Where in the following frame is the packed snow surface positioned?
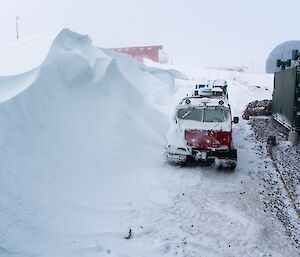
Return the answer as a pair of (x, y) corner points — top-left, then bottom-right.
(0, 31), (58, 76)
(0, 29), (298, 257)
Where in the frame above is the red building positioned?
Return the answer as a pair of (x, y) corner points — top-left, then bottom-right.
(108, 45), (167, 64)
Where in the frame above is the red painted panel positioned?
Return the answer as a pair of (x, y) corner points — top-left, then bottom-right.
(108, 45), (162, 63)
(185, 130), (232, 149)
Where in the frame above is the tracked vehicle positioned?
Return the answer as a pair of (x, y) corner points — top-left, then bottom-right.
(167, 83), (238, 169)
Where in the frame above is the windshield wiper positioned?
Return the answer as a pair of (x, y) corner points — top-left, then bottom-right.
(182, 111), (192, 119)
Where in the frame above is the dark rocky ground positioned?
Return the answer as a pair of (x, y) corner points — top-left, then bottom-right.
(248, 117), (300, 248)
(243, 100), (272, 120)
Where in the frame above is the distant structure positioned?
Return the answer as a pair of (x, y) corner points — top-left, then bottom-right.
(16, 15), (20, 39)
(266, 40), (300, 73)
(107, 45), (168, 64)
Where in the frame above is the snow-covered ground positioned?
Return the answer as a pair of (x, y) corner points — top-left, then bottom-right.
(0, 29), (298, 257)
(0, 31), (58, 76)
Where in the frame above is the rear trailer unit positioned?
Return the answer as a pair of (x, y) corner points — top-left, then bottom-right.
(273, 66), (300, 132)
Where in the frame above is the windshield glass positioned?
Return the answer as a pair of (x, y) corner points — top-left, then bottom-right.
(177, 108), (203, 122)
(177, 108), (227, 122)
(203, 109), (225, 122)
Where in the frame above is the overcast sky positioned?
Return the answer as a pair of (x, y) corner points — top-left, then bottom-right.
(1, 0), (299, 72)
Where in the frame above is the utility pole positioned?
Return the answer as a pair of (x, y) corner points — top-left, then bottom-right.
(16, 15), (20, 39)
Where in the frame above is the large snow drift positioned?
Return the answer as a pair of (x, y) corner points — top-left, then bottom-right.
(0, 29), (186, 256)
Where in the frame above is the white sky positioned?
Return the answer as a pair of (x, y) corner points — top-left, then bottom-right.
(1, 0), (299, 72)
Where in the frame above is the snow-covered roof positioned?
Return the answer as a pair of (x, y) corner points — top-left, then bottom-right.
(179, 96), (229, 108)
(212, 87), (223, 92)
(208, 79), (228, 87)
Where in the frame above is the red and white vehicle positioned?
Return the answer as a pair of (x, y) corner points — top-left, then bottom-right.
(166, 83), (238, 169)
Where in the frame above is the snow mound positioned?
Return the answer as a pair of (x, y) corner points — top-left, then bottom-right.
(266, 40), (300, 73)
(0, 28), (172, 256)
(103, 48), (188, 106)
(0, 69), (39, 102)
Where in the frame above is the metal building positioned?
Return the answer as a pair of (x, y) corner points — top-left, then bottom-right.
(107, 45), (167, 64)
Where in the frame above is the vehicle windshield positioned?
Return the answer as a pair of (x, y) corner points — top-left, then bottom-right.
(178, 108), (203, 122)
(203, 109), (225, 122)
(177, 108), (227, 122)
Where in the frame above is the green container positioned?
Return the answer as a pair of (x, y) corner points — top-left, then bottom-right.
(273, 66), (300, 131)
